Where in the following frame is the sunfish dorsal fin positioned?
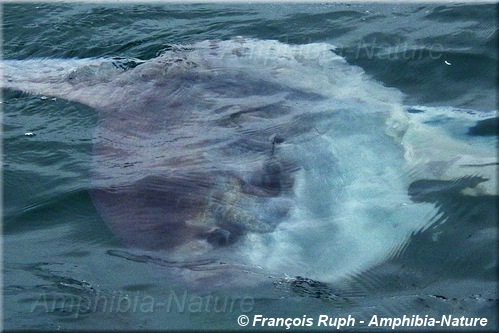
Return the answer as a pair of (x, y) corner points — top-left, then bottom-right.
(1, 57), (144, 110)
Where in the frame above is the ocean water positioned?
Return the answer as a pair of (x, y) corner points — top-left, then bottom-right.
(1, 3), (497, 331)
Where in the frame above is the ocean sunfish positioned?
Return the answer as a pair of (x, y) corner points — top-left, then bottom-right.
(2, 38), (495, 285)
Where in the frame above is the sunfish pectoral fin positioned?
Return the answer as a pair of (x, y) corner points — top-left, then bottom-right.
(1, 57), (142, 110)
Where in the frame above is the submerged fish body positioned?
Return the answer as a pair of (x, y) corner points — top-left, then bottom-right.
(2, 38), (496, 285)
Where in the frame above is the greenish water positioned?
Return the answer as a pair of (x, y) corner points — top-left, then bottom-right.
(2, 3), (497, 331)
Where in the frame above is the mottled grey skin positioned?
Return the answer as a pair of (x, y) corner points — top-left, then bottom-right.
(2, 39), (496, 295)
(1, 40), (309, 259)
(83, 61), (304, 254)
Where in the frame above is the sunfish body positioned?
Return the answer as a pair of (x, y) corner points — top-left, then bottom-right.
(2, 38), (495, 286)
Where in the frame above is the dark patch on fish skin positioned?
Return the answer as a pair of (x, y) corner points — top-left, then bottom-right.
(206, 228), (234, 247)
(217, 102), (292, 130)
(468, 117), (498, 136)
(90, 173), (215, 250)
(246, 160), (285, 197)
(270, 133), (284, 156)
(243, 137), (296, 198)
(407, 107), (425, 114)
(432, 294), (448, 300)
(270, 133), (285, 145)
(207, 165), (294, 235)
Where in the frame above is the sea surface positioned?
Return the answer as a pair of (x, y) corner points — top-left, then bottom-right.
(1, 3), (497, 331)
